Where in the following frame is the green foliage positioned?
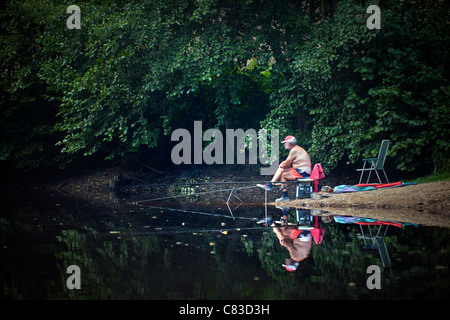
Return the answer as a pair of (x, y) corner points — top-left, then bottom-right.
(0, 0), (65, 168)
(0, 0), (448, 174)
(261, 0), (449, 173)
(407, 169), (450, 184)
(35, 0), (279, 161)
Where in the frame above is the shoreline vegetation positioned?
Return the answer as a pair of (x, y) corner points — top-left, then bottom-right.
(2, 0), (449, 186)
(8, 164), (447, 228)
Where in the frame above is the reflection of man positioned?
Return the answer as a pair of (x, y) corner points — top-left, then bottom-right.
(257, 136), (311, 202)
(273, 226), (312, 272)
(257, 207), (316, 272)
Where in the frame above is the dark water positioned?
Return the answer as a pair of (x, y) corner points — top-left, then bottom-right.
(1, 192), (449, 300)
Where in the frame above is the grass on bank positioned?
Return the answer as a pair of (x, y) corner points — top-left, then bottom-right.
(407, 170), (450, 184)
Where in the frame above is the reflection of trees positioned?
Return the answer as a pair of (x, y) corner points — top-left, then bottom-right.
(51, 206), (273, 299)
(249, 223), (380, 299)
(247, 218), (450, 299)
(1, 202), (449, 299)
(55, 228), (161, 299)
(383, 227), (450, 299)
(309, 224), (382, 299)
(0, 207), (66, 299)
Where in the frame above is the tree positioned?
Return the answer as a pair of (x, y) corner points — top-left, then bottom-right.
(1, 0), (448, 175)
(0, 0), (64, 169)
(36, 0), (282, 162)
(260, 0), (449, 174)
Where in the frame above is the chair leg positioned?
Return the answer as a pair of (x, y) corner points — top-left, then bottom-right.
(374, 168), (382, 184)
(359, 161), (367, 184)
(382, 169), (389, 184)
(306, 183), (312, 197)
(366, 162), (375, 184)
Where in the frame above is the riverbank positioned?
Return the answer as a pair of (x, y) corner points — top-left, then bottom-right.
(276, 180), (450, 227)
(287, 180), (450, 212)
(6, 164), (449, 227)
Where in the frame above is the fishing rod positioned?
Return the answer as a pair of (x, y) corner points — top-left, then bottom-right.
(120, 180), (302, 204)
(129, 179), (305, 224)
(132, 185), (257, 204)
(132, 185), (259, 223)
(113, 179), (301, 189)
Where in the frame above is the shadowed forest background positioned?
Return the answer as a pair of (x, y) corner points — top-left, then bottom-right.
(1, 0), (448, 182)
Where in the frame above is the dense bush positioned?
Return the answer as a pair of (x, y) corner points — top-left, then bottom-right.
(1, 0), (448, 174)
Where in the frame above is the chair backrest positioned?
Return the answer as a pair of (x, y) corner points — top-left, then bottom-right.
(375, 140), (389, 169)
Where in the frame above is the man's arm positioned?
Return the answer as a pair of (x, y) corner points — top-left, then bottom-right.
(280, 149), (296, 168)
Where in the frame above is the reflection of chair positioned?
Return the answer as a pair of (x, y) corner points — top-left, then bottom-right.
(295, 209), (313, 227)
(357, 140), (390, 184)
(357, 224), (391, 268)
(295, 210), (325, 244)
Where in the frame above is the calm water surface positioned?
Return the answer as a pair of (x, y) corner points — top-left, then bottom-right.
(1, 192), (449, 300)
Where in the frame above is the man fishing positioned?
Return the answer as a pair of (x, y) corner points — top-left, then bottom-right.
(257, 135), (311, 202)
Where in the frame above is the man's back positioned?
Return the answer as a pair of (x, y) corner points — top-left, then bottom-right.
(290, 146), (311, 172)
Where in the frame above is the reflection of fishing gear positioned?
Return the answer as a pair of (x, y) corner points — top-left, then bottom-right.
(137, 204), (259, 222)
(132, 226), (268, 235)
(257, 218), (313, 229)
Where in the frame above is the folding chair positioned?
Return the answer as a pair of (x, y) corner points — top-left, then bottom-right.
(357, 140), (390, 184)
(296, 178), (313, 199)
